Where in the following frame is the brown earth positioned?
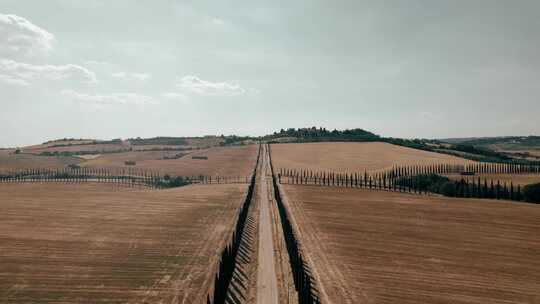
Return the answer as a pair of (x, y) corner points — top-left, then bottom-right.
(271, 142), (473, 173)
(445, 173), (540, 187)
(81, 145), (258, 177)
(0, 183), (247, 303)
(281, 184), (540, 304)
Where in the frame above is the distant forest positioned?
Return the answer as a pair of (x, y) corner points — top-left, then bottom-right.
(265, 127), (380, 142)
(128, 137), (188, 146)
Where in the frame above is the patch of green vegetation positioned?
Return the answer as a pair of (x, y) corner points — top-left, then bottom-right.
(395, 174), (455, 196)
(162, 153), (187, 160)
(523, 183), (540, 203)
(460, 136), (540, 146)
(38, 149), (130, 157)
(219, 135), (252, 146)
(155, 175), (190, 188)
(128, 137), (188, 146)
(44, 138), (122, 148)
(397, 174), (539, 204)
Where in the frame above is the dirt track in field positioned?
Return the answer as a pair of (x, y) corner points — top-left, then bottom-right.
(0, 183), (247, 303)
(256, 145), (279, 304)
(271, 142), (473, 173)
(281, 185), (540, 304)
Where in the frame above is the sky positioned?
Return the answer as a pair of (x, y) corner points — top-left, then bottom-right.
(1, 1), (539, 147)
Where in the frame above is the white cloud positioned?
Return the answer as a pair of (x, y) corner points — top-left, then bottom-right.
(211, 18), (225, 26)
(62, 89), (154, 108)
(0, 59), (97, 85)
(161, 92), (189, 101)
(176, 75), (256, 96)
(84, 60), (114, 67)
(112, 72), (151, 82)
(0, 73), (28, 86)
(0, 13), (55, 56)
(419, 111), (442, 122)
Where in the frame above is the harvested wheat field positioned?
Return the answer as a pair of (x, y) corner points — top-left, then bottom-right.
(281, 184), (540, 304)
(271, 142), (473, 173)
(445, 173), (540, 186)
(0, 150), (81, 172)
(82, 145), (258, 177)
(0, 183), (247, 303)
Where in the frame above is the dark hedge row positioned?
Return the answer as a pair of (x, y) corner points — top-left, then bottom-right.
(269, 145), (321, 304)
(208, 144), (261, 304)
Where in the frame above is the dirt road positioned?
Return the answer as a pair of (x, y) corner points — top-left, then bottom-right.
(256, 145), (279, 304)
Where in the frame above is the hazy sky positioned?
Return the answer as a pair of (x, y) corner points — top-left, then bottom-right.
(1, 1), (539, 147)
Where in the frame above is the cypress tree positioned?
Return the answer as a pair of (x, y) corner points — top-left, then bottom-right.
(364, 171), (368, 188)
(510, 182), (514, 200)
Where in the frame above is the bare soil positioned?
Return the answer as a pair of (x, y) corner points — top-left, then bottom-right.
(281, 184), (540, 304)
(0, 183), (247, 303)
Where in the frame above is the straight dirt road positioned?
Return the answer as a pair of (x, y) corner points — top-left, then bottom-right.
(256, 145), (279, 304)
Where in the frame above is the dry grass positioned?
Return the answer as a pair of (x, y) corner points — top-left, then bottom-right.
(271, 142), (473, 173)
(82, 145), (258, 177)
(281, 185), (540, 304)
(0, 183), (247, 303)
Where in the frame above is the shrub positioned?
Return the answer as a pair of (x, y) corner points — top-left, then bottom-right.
(155, 175), (189, 188)
(395, 174), (451, 193)
(522, 183), (540, 203)
(439, 181), (457, 197)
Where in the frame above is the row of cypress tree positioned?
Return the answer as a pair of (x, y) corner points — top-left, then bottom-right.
(279, 167), (540, 203)
(1, 168), (170, 189)
(270, 146), (320, 304)
(208, 144), (262, 304)
(0, 168), (257, 188)
(279, 162), (540, 189)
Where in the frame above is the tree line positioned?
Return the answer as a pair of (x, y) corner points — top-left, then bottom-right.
(279, 162), (540, 188)
(395, 174), (540, 203)
(0, 168), (255, 189)
(208, 144), (261, 304)
(269, 145), (321, 304)
(278, 166), (540, 203)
